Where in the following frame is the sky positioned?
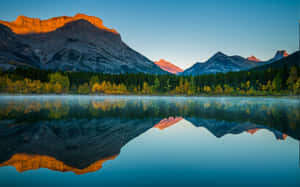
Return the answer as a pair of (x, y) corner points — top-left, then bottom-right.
(0, 0), (299, 69)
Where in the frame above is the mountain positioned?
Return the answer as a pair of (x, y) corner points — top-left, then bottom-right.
(154, 59), (183, 74)
(268, 50), (289, 63)
(181, 50), (289, 76)
(0, 14), (166, 74)
(181, 52), (263, 75)
(248, 50), (288, 63)
(0, 13), (118, 35)
(247, 56), (261, 62)
(251, 50), (299, 71)
(0, 24), (40, 69)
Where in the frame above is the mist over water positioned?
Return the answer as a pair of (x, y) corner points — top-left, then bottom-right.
(0, 95), (299, 186)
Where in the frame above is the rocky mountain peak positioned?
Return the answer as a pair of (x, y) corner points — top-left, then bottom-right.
(154, 59), (183, 74)
(267, 50), (289, 63)
(274, 50), (289, 58)
(0, 14), (166, 74)
(247, 56), (261, 62)
(0, 13), (118, 35)
(214, 51), (227, 57)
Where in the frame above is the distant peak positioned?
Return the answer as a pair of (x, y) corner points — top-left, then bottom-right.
(269, 50), (289, 62)
(213, 51), (227, 57)
(216, 51), (226, 56)
(74, 13), (88, 18)
(247, 56), (261, 62)
(154, 59), (183, 74)
(0, 13), (119, 35)
(275, 50), (288, 57)
(209, 52), (227, 61)
(15, 15), (26, 21)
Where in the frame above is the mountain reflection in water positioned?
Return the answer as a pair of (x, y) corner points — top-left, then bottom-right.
(0, 95), (299, 175)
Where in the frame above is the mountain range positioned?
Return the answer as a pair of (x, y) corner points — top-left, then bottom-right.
(0, 14), (296, 75)
(0, 14), (166, 74)
(180, 50), (289, 76)
(247, 56), (261, 62)
(251, 50), (300, 71)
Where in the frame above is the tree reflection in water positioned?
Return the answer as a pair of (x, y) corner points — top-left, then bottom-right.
(0, 96), (299, 174)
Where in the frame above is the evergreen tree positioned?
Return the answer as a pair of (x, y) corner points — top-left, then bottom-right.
(272, 73), (282, 91)
(153, 78), (160, 92)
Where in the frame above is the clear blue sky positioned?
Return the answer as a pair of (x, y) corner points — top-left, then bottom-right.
(0, 0), (299, 69)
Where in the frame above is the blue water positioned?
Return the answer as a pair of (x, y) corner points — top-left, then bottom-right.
(0, 95), (299, 186)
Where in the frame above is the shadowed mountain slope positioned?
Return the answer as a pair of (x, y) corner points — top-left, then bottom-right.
(0, 14), (166, 74)
(181, 50), (290, 76)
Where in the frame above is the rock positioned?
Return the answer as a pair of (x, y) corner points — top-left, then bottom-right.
(247, 56), (261, 62)
(154, 59), (183, 74)
(0, 14), (166, 74)
(0, 13), (118, 35)
(181, 50), (289, 76)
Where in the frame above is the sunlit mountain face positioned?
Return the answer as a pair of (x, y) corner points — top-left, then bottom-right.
(154, 59), (183, 74)
(0, 14), (166, 74)
(247, 56), (261, 62)
(0, 96), (299, 176)
(0, 13), (118, 35)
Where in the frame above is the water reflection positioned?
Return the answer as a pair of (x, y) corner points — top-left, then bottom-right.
(0, 96), (299, 175)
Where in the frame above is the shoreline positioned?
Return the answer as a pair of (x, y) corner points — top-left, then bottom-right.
(0, 94), (299, 99)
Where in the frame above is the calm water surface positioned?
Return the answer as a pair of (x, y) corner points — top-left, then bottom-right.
(0, 95), (299, 186)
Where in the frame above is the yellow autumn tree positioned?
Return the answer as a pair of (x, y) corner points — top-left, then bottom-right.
(203, 86), (211, 93)
(214, 84), (223, 94)
(92, 83), (102, 93)
(142, 82), (152, 94)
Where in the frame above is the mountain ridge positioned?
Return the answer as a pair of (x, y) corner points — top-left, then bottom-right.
(251, 50), (300, 71)
(154, 59), (183, 74)
(0, 15), (166, 74)
(247, 56), (261, 62)
(0, 13), (118, 35)
(181, 50), (289, 75)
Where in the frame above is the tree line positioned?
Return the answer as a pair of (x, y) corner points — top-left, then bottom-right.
(0, 66), (299, 95)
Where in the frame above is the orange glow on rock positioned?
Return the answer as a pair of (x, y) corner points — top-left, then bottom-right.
(0, 153), (117, 175)
(247, 128), (260, 135)
(280, 134), (288, 140)
(0, 13), (118, 35)
(154, 59), (183, 74)
(154, 117), (183, 130)
(247, 56), (261, 62)
(282, 134), (287, 140)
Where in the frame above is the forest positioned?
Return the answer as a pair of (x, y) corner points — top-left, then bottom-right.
(0, 65), (299, 96)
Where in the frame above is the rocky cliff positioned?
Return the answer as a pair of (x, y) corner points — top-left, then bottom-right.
(0, 13), (118, 35)
(154, 59), (183, 74)
(0, 14), (166, 74)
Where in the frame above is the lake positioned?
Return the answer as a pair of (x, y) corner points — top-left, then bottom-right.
(0, 95), (299, 186)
